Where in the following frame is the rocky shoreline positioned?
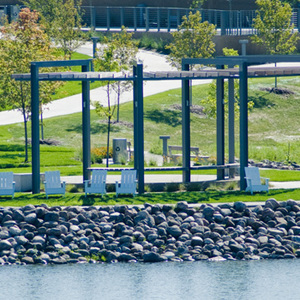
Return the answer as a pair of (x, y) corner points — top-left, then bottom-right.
(1, 199), (300, 265)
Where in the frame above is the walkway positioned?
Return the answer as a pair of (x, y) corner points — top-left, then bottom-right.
(61, 174), (300, 190)
(0, 44), (210, 125)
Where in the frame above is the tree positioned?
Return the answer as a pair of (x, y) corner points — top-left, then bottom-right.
(201, 48), (254, 118)
(190, 0), (207, 9)
(53, 0), (89, 59)
(165, 11), (216, 70)
(0, 8), (62, 161)
(109, 27), (138, 122)
(93, 44), (120, 167)
(23, 0), (88, 59)
(251, 0), (299, 55)
(22, 0), (60, 37)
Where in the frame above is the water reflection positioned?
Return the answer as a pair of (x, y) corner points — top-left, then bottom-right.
(0, 260), (300, 300)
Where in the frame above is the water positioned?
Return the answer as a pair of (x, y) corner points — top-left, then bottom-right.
(0, 259), (300, 300)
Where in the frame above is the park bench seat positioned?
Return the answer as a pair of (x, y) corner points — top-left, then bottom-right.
(84, 169), (107, 197)
(168, 145), (209, 163)
(44, 171), (66, 199)
(0, 172), (15, 198)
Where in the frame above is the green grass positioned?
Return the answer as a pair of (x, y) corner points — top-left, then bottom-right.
(51, 52), (105, 100)
(0, 188), (299, 207)
(0, 76), (299, 182)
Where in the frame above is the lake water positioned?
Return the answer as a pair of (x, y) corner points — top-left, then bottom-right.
(1, 259), (300, 300)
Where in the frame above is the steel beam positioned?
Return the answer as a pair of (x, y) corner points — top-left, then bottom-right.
(182, 63), (191, 183)
(82, 64), (91, 182)
(31, 63), (40, 194)
(228, 72), (235, 178)
(133, 62), (144, 193)
(239, 62), (249, 190)
(216, 66), (225, 180)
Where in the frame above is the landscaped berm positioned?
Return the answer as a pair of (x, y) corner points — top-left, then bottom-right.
(0, 199), (299, 265)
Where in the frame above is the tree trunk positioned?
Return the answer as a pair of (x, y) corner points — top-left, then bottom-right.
(20, 83), (28, 163)
(106, 115), (111, 168)
(40, 110), (44, 141)
(24, 116), (28, 163)
(117, 82), (120, 122)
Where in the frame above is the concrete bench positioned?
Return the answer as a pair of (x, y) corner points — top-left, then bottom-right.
(168, 146), (209, 163)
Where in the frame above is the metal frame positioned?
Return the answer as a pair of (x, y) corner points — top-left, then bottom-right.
(13, 55), (300, 194)
(30, 60), (91, 193)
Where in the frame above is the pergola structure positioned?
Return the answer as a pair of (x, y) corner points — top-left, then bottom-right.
(12, 55), (300, 194)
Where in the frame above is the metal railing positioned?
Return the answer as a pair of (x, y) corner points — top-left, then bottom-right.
(1, 5), (300, 35)
(80, 6), (300, 35)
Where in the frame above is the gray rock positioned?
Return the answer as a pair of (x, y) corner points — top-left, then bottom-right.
(257, 236), (268, 244)
(143, 251), (166, 262)
(12, 210), (25, 222)
(233, 202), (247, 212)
(167, 225), (182, 238)
(32, 236), (45, 245)
(9, 225), (21, 236)
(21, 256), (35, 264)
(134, 211), (155, 227)
(0, 230), (10, 239)
(119, 235), (133, 244)
(44, 212), (59, 222)
(265, 199), (280, 210)
(118, 253), (137, 262)
(15, 236), (28, 245)
(176, 201), (189, 211)
(203, 206), (215, 218)
(24, 213), (37, 224)
(0, 240), (12, 251)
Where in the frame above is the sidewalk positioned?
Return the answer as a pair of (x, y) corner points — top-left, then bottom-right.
(61, 173), (300, 190)
(0, 44), (210, 126)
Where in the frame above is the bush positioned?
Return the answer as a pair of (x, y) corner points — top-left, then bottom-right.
(91, 147), (113, 164)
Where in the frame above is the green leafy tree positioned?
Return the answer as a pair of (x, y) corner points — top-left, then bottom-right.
(22, 0), (60, 37)
(93, 44), (120, 167)
(53, 0), (88, 59)
(166, 11), (216, 70)
(109, 27), (138, 122)
(201, 48), (254, 118)
(252, 0), (299, 55)
(0, 8), (62, 161)
(23, 0), (88, 59)
(190, 0), (207, 9)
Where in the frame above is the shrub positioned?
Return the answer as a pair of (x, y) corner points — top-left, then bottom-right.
(91, 147), (113, 164)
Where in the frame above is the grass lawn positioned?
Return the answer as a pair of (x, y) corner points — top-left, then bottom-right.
(0, 188), (299, 207)
(0, 71), (299, 187)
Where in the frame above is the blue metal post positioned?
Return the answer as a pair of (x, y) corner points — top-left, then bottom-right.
(221, 11), (227, 35)
(133, 7), (137, 30)
(182, 62), (191, 183)
(106, 7), (110, 30)
(31, 63), (40, 194)
(157, 8), (160, 31)
(216, 66), (225, 180)
(82, 64), (91, 182)
(228, 67), (235, 178)
(120, 7), (124, 26)
(239, 62), (248, 190)
(145, 8), (149, 31)
(133, 62), (144, 193)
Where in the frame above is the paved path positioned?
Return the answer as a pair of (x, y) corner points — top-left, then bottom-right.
(0, 43), (210, 125)
(61, 174), (300, 191)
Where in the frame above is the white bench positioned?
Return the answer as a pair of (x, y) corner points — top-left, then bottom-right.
(0, 172), (15, 198)
(168, 146), (209, 163)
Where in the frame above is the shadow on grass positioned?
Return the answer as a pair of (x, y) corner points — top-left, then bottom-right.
(0, 144), (24, 152)
(66, 123), (121, 134)
(145, 109), (181, 127)
(249, 95), (275, 109)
